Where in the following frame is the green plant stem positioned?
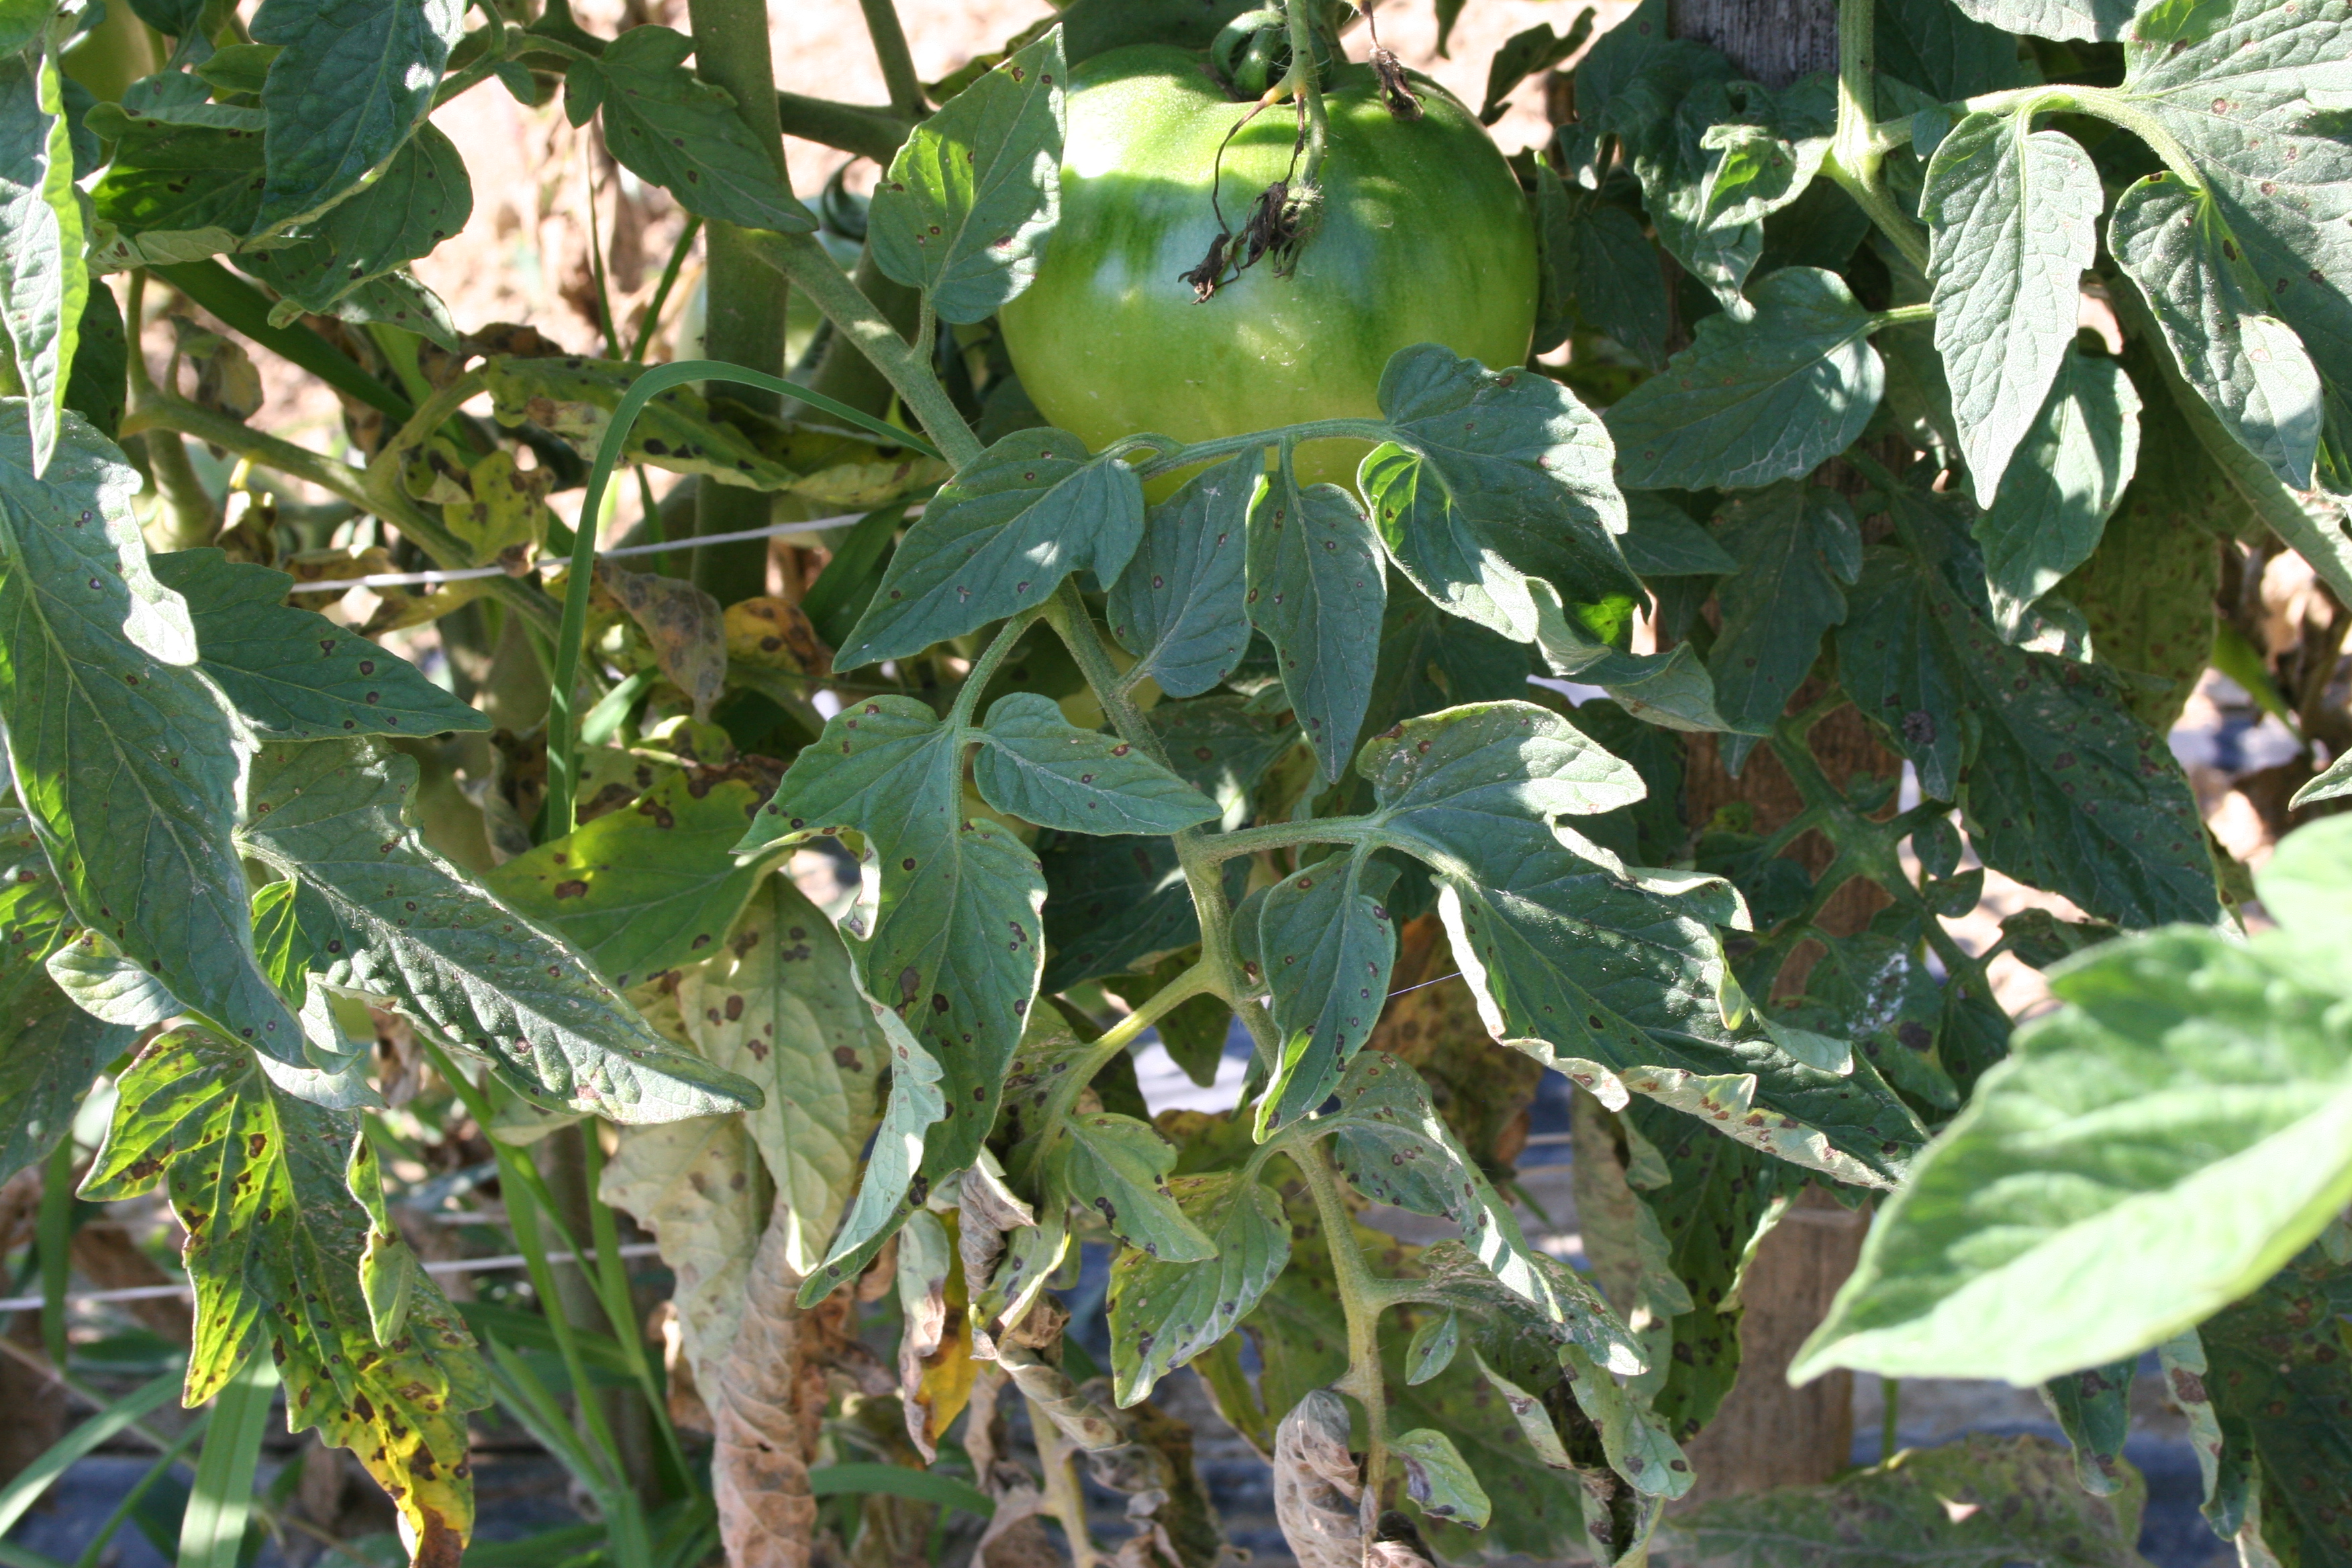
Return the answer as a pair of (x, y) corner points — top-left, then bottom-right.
(1016, 963), (1218, 1179)
(1826, 0), (1932, 276)
(1869, 303), (1937, 330)
(124, 393), (365, 507)
(148, 261), (412, 422)
(1281, 0), (1332, 185)
(1195, 817), (1365, 861)
(948, 609), (1043, 723)
(1292, 1139), (1392, 1508)
(744, 229), (983, 469)
(686, 0), (791, 605)
(37, 1138), (72, 1370)
(628, 215), (703, 364)
(774, 91), (912, 164)
(1026, 1394), (1104, 1568)
(1133, 418), (1386, 480)
(858, 0), (926, 119)
(1881, 1376), (1901, 1460)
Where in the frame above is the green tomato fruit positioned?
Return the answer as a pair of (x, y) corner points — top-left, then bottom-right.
(997, 44), (1538, 491)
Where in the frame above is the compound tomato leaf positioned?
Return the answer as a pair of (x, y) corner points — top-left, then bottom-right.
(1921, 111), (2102, 503)
(0, 50), (86, 475)
(2110, 175), (2322, 491)
(973, 691), (1219, 835)
(1062, 1110), (1215, 1261)
(1362, 344), (1636, 646)
(1706, 482), (1862, 748)
(869, 27), (1065, 324)
(564, 25), (816, 237)
(250, 0), (464, 232)
(1792, 926), (2352, 1387)
(81, 1026), (491, 1560)
(1247, 459), (1387, 782)
(835, 428), (1144, 670)
(1108, 450), (1255, 698)
(1393, 1428), (1491, 1530)
(149, 547), (489, 743)
(236, 738), (763, 1122)
(0, 407), (302, 1063)
(682, 876), (886, 1277)
(799, 999), (947, 1306)
(1605, 268), (1883, 492)
(1835, 489), (2218, 928)
(234, 124), (474, 315)
(1253, 852), (1400, 1134)
(1107, 1171), (1289, 1407)
(487, 767), (772, 987)
(1972, 346), (2143, 634)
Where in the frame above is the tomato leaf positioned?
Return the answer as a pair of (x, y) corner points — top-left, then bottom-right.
(834, 427), (1144, 670)
(1107, 1171), (1289, 1406)
(738, 695), (1044, 1177)
(1480, 11), (1597, 126)
(88, 116), (264, 268)
(800, 999), (947, 1305)
(1834, 489), (2219, 928)
(1248, 854), (1399, 1131)
(1875, 0), (2037, 99)
(1972, 347), (2143, 635)
(1393, 1428), (1490, 1530)
(973, 691), (1220, 835)
(1605, 268), (1884, 491)
(870, 27), (1065, 324)
(1922, 111), (2103, 503)
(565, 25), (816, 237)
(487, 767), (771, 987)
(1945, 0), (2136, 40)
(150, 547), (489, 742)
(1533, 169), (1669, 368)
(238, 738), (762, 1119)
(1362, 344), (1636, 646)
(235, 125), (473, 315)
(83, 1026), (491, 1561)
(1108, 450), (1254, 699)
(0, 407), (304, 1062)
(2198, 1242), (2352, 1566)
(600, 1108), (765, 1395)
(1704, 482), (1862, 752)
(250, 0), (462, 231)
(1792, 887), (2352, 1386)
(0, 50), (87, 475)
(1059, 1111), (1216, 1261)
(1247, 459), (1387, 783)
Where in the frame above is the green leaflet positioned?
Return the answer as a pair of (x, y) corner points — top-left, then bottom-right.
(0, 406), (303, 1061)
(487, 768), (771, 987)
(973, 692), (1219, 834)
(237, 738), (762, 1121)
(150, 547), (488, 742)
(2110, 179), (2322, 491)
(736, 695), (1045, 1175)
(81, 1026), (491, 1562)
(869, 28), (1065, 324)
(1648, 75), (1836, 308)
(1972, 347), (2143, 635)
(88, 117), (268, 268)
(799, 999), (946, 1306)
(678, 875), (886, 1275)
(1480, 13), (1596, 126)
(0, 812), (128, 1182)
(1875, 0), (2037, 99)
(1059, 1111), (1215, 1261)
(0, 49), (87, 474)
(1361, 701), (1649, 878)
(1620, 492), (1737, 578)
(1392, 1428), (1490, 1530)
(1947, 0), (2136, 40)
(1360, 344), (1636, 646)
(1706, 483), (1861, 748)
(2200, 1242), (2352, 1566)
(1530, 596), (1747, 736)
(1107, 451), (1255, 699)
(1248, 854), (1398, 1130)
(480, 355), (948, 506)
(249, 0), (463, 232)
(1532, 168), (1669, 369)
(1605, 268), (1884, 492)
(565, 26), (815, 236)
(1404, 1310), (1460, 1385)
(1659, 1433), (2146, 1567)
(1312, 1052), (1571, 1329)
(1357, 591), (1534, 770)
(234, 124), (473, 315)
(297, 264), (460, 352)
(834, 427), (1145, 669)
(63, 279), (127, 442)
(1921, 111), (2104, 503)
(1247, 456), (1386, 782)
(1107, 1171), (1289, 1406)
(1792, 829), (2352, 1385)
(1834, 489), (2220, 928)
(2040, 1357), (2138, 1496)
(2115, 0), (2352, 491)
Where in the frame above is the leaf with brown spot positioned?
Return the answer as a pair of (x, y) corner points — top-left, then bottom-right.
(595, 560), (727, 721)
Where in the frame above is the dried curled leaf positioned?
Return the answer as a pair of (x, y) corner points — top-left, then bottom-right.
(1274, 1389), (1364, 1568)
(713, 1197), (826, 1568)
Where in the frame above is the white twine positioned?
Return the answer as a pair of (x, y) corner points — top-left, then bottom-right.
(0, 1242), (660, 1314)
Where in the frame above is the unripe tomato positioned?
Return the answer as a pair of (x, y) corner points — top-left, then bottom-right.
(998, 44), (1538, 489)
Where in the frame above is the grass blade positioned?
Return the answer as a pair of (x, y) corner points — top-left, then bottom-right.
(0, 1368), (182, 1536)
(175, 1351), (275, 1568)
(807, 1463), (995, 1519)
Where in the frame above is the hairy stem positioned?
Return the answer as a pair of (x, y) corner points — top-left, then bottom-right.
(1028, 1393), (1104, 1568)
(948, 607), (1043, 724)
(1826, 0), (1932, 275)
(1195, 817), (1368, 861)
(858, 0), (926, 119)
(1869, 302), (1937, 330)
(744, 229), (984, 469)
(1282, 0), (1332, 186)
(775, 91), (912, 164)
(1293, 1140), (1392, 1509)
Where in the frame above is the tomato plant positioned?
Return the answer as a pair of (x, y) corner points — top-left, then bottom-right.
(1, 0), (2349, 1567)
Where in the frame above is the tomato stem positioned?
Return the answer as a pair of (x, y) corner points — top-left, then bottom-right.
(857, 0), (928, 121)
(1281, 0), (1331, 187)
